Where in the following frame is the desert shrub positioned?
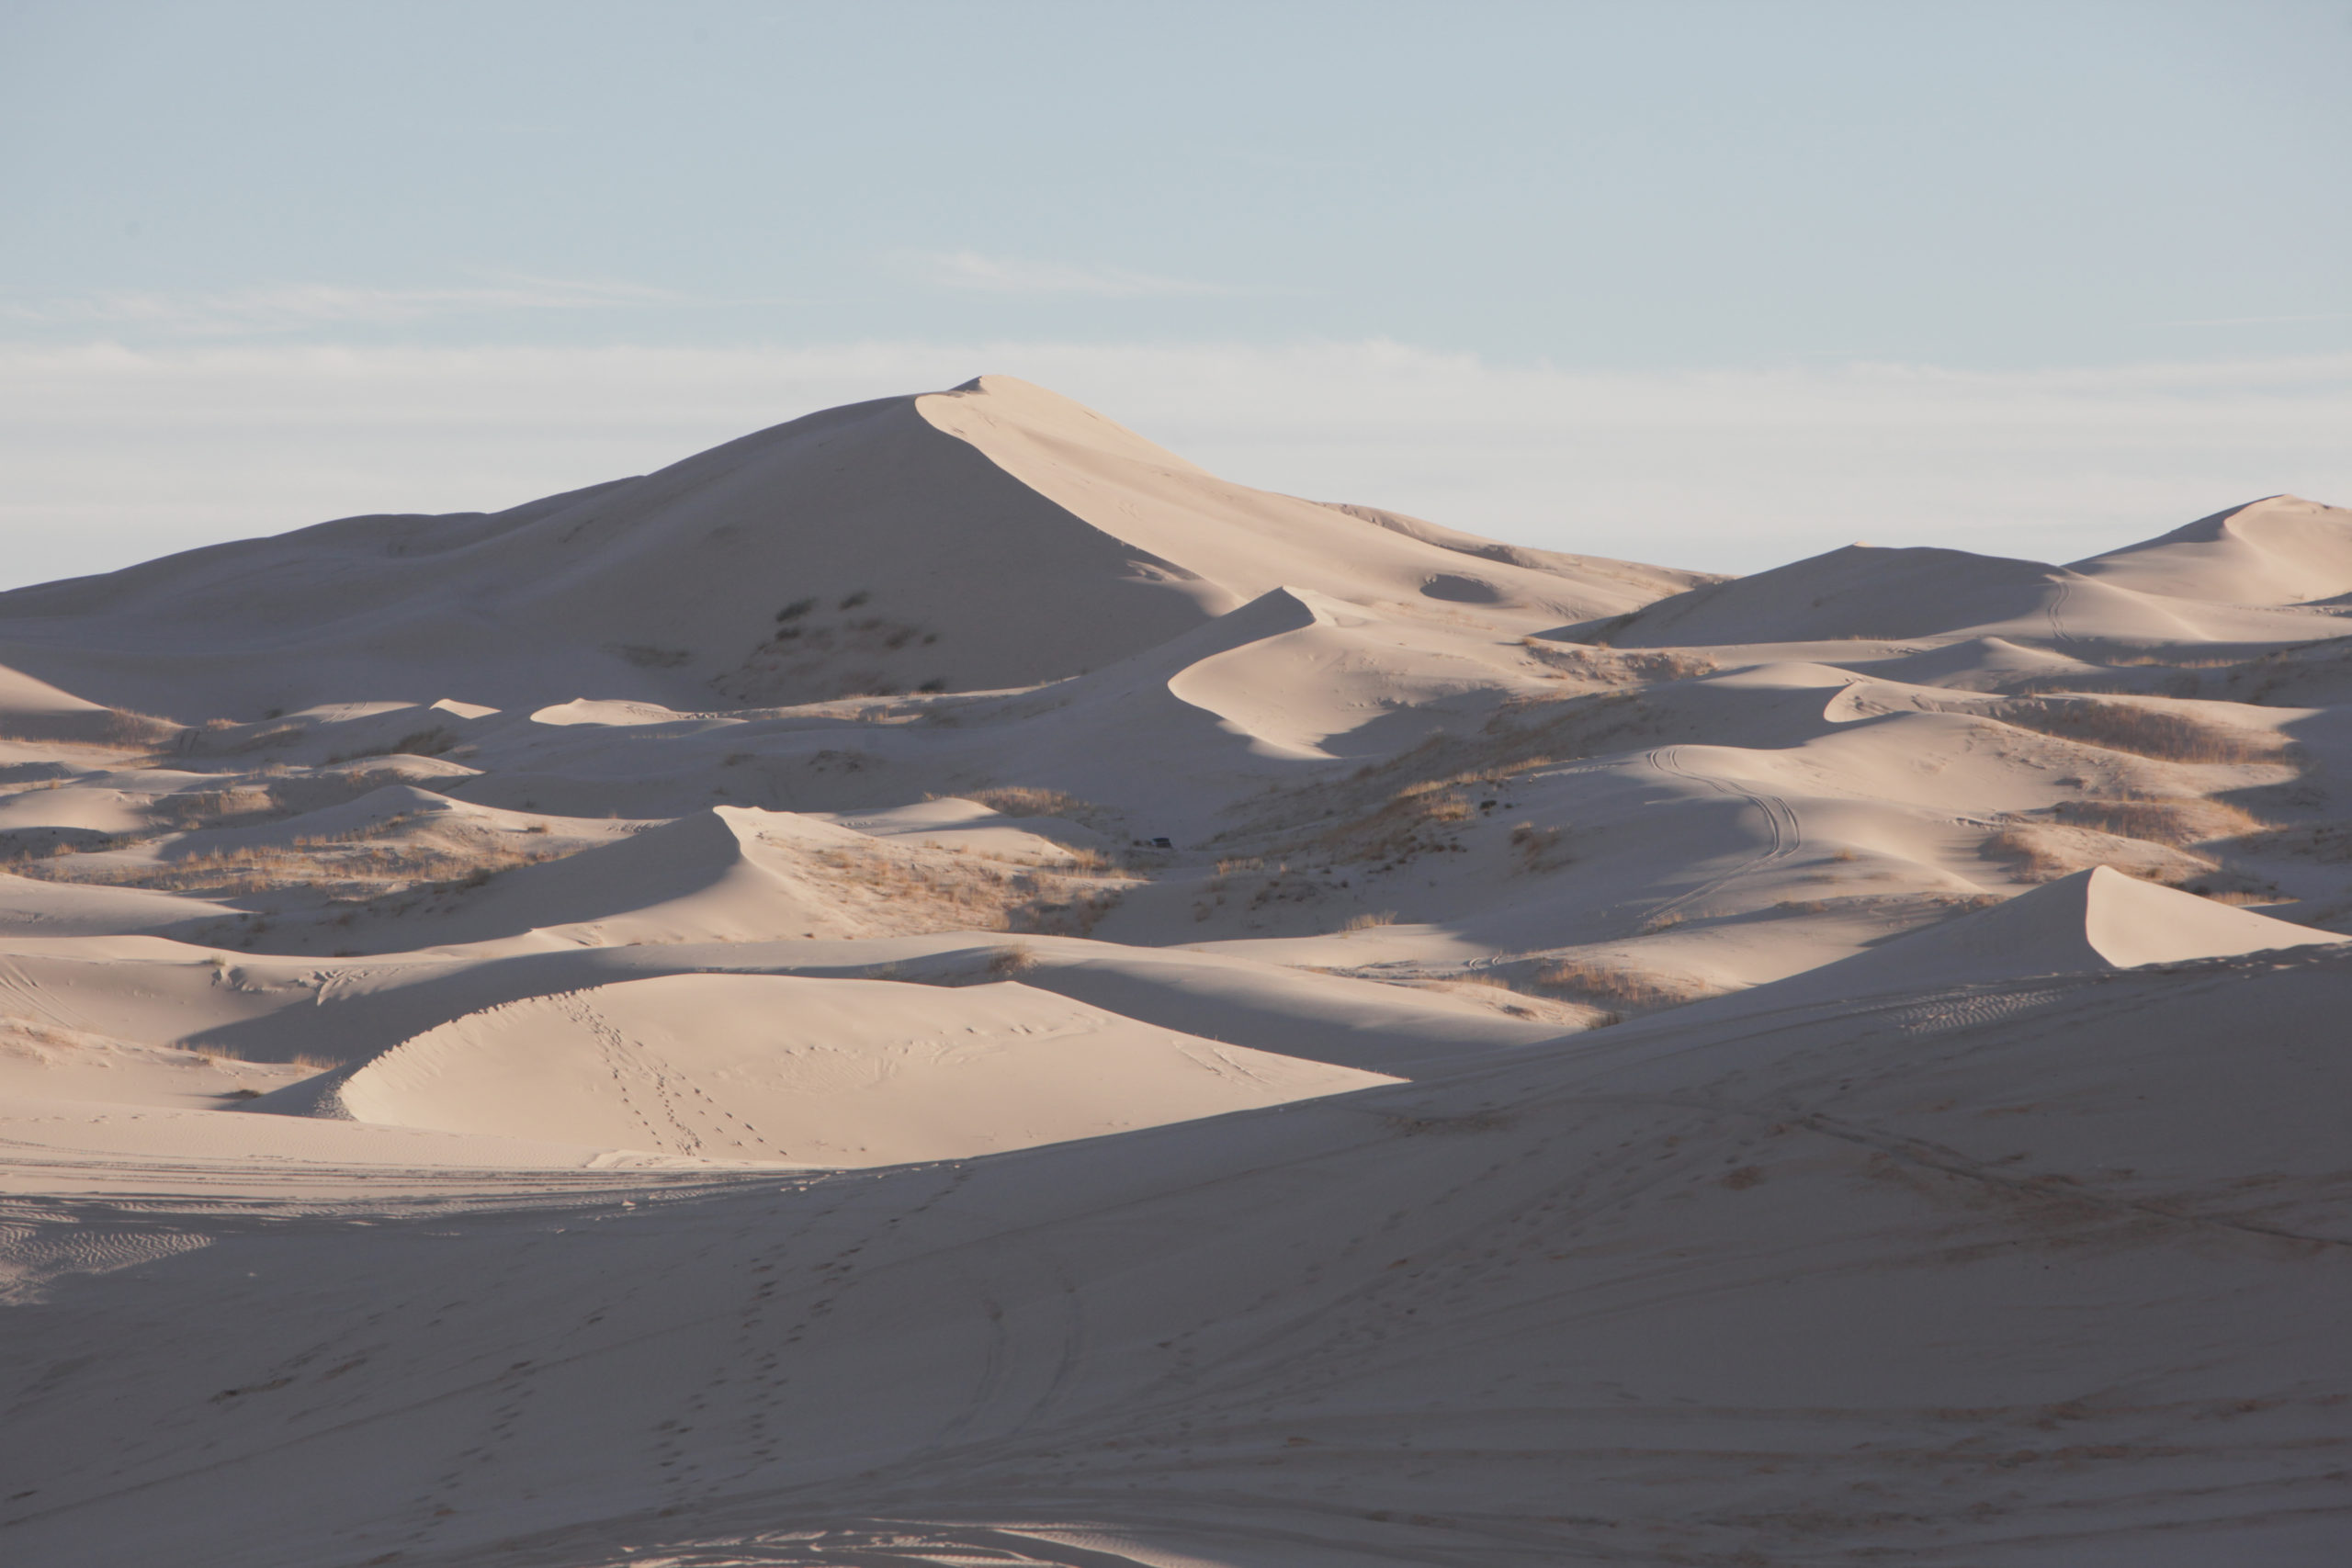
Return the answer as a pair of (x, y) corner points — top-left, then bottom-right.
(354, 728), (457, 760)
(1982, 826), (2073, 882)
(1509, 821), (1569, 872)
(1341, 909), (1398, 931)
(967, 786), (1096, 822)
(154, 787), (278, 828)
(1317, 782), (1475, 865)
(986, 942), (1038, 976)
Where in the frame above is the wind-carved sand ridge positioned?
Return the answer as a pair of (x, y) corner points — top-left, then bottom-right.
(1, 377), (2348, 1566)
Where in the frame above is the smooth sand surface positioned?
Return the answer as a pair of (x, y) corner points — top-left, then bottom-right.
(2, 378), (2347, 1566)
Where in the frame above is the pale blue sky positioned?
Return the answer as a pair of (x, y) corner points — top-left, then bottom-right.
(4, 1), (2349, 582)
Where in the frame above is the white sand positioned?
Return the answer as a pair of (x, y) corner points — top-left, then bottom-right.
(0, 378), (2346, 1566)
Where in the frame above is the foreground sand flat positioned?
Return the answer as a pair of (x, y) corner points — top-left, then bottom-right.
(1, 379), (2347, 1565)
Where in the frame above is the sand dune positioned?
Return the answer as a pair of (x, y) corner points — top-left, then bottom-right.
(3, 378), (2349, 1566)
(1588, 534), (2351, 649)
(8, 942), (2346, 1565)
(1762, 863), (2337, 1000)
(2071, 494), (2352, 604)
(257, 972), (1396, 1165)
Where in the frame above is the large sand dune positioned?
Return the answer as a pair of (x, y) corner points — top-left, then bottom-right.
(0, 377), (1705, 720)
(2, 378), (2347, 1566)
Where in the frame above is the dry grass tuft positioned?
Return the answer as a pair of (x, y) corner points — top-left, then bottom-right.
(1340, 909), (1398, 932)
(1509, 821), (1569, 872)
(967, 786), (1101, 824)
(15, 836), (563, 899)
(986, 942), (1039, 976)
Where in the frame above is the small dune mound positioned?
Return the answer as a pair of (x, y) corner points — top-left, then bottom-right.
(0, 661), (177, 748)
(2069, 495), (2352, 605)
(251, 972), (1396, 1165)
(1785, 866), (2336, 998)
(1591, 542), (2210, 649)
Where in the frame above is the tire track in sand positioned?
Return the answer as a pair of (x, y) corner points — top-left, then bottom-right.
(1642, 745), (1803, 926)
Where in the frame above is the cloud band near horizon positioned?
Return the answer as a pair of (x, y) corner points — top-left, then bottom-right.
(3, 339), (2346, 592)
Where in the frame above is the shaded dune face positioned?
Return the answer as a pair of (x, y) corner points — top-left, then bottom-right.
(1, 378), (2349, 1568)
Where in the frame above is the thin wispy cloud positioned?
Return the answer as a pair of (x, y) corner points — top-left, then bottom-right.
(2155, 311), (2352, 328)
(0, 275), (692, 336)
(5, 340), (2346, 592)
(901, 250), (1238, 299)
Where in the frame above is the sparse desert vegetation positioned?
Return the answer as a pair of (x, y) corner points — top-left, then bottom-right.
(1988, 696), (2287, 764)
(1532, 955), (1726, 1012)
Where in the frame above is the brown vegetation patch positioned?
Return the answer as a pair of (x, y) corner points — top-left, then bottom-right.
(1979, 821), (2214, 886)
(805, 840), (1128, 938)
(985, 942), (1039, 976)
(964, 786), (1102, 825)
(0, 706), (182, 750)
(1518, 641), (1718, 689)
(1317, 778), (1476, 866)
(1509, 820), (1570, 872)
(1532, 957), (1725, 1012)
(1988, 697), (2286, 764)
(16, 836), (568, 900)
(2048, 796), (2267, 847)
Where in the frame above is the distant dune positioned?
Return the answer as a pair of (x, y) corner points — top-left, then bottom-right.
(3, 379), (2347, 1568)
